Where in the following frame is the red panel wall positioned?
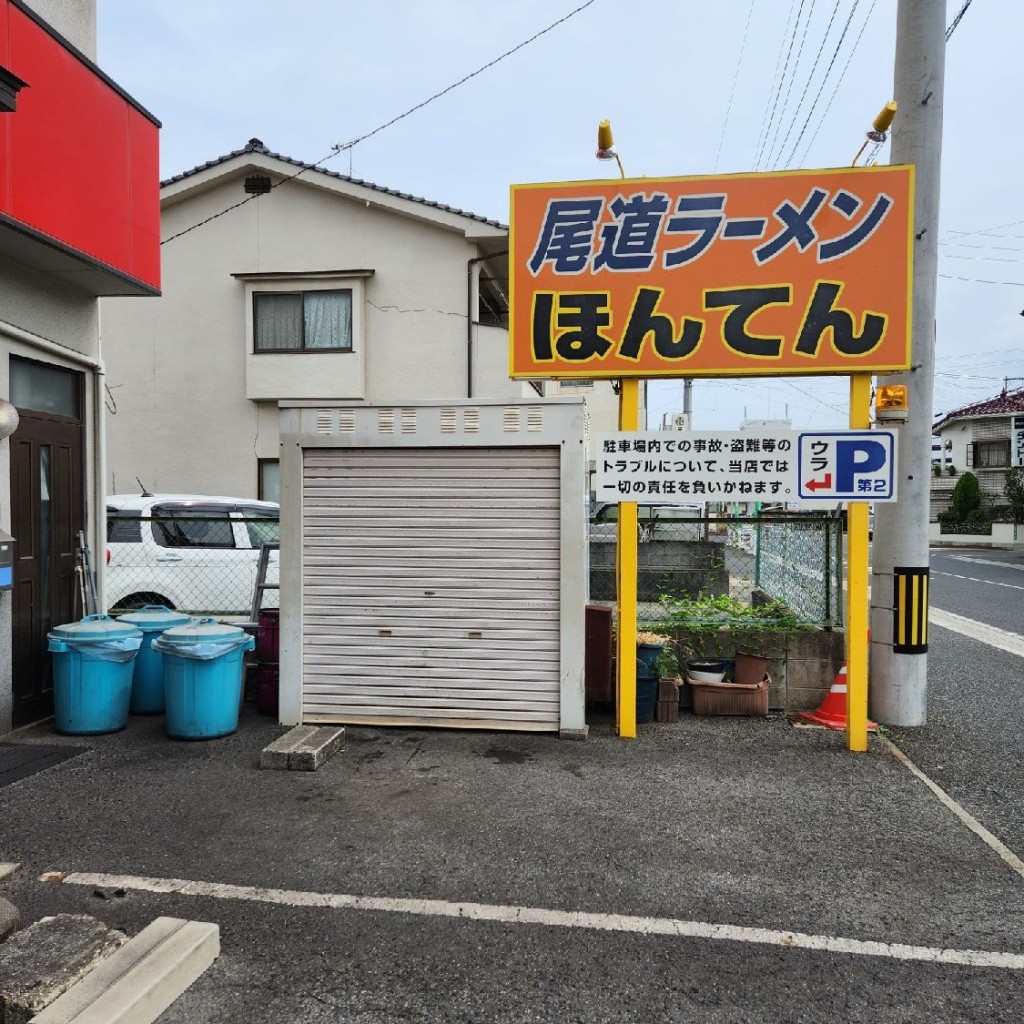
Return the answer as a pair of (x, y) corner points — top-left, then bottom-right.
(0, 1), (159, 291)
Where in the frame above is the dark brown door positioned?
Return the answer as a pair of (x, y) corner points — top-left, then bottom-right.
(11, 409), (84, 726)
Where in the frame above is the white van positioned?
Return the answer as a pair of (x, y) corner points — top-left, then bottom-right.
(105, 494), (279, 614)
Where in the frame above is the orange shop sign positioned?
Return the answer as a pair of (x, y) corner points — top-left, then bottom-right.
(509, 165), (914, 379)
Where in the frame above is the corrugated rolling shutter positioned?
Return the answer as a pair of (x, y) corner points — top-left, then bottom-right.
(301, 447), (561, 731)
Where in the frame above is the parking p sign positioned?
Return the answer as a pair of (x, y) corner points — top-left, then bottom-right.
(797, 431), (896, 501)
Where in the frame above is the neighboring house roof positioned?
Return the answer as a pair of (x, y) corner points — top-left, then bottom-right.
(933, 388), (1024, 433)
(161, 137), (507, 232)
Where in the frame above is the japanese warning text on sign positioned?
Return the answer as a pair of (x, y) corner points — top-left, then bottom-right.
(510, 165), (914, 379)
(596, 430), (897, 504)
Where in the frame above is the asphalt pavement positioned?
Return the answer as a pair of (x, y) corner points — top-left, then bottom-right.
(1, 690), (1023, 1022)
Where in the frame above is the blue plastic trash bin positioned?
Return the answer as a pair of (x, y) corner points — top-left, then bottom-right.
(47, 615), (143, 735)
(152, 618), (256, 740)
(117, 605), (193, 714)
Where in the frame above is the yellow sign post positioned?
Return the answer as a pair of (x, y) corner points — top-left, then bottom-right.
(508, 165), (915, 745)
(846, 373), (872, 752)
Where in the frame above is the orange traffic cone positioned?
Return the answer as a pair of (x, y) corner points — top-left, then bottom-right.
(798, 663), (877, 731)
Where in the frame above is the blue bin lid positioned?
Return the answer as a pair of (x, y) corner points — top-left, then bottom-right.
(156, 616), (249, 646)
(49, 614), (143, 642)
(117, 605), (192, 632)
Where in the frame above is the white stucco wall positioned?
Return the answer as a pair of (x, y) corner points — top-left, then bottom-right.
(936, 421), (973, 475)
(101, 169), (526, 498)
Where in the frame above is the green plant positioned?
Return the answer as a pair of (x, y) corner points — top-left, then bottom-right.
(932, 464), (942, 477)
(946, 464), (957, 476)
(951, 471), (981, 520)
(652, 593), (804, 631)
(653, 642), (680, 678)
(1005, 467), (1024, 523)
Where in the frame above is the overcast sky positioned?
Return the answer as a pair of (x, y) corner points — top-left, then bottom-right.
(97, 0), (1022, 432)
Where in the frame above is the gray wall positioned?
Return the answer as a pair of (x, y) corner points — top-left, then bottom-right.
(28, 0), (96, 58)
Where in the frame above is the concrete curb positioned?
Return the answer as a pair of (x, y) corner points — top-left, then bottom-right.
(0, 862), (22, 882)
(260, 725), (345, 771)
(30, 917), (219, 1024)
(0, 895), (21, 941)
(0, 914), (126, 1023)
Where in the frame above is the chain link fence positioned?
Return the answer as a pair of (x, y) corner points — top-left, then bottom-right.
(590, 513), (843, 626)
(106, 513), (279, 617)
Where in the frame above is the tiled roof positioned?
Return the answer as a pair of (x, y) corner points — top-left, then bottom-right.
(933, 388), (1024, 431)
(160, 138), (507, 230)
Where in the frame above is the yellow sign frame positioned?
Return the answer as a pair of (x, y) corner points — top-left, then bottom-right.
(509, 165), (914, 380)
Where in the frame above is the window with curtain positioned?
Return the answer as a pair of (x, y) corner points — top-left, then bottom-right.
(971, 439), (1010, 469)
(254, 290), (352, 351)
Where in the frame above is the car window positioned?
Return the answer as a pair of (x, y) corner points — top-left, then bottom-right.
(107, 512), (142, 544)
(240, 510), (280, 548)
(151, 509), (236, 549)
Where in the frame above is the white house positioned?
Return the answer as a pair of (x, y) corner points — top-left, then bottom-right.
(930, 386), (1024, 518)
(0, 0), (159, 731)
(100, 140), (628, 503)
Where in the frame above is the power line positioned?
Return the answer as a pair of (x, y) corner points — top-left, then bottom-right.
(938, 273), (1024, 288)
(941, 219), (1024, 243)
(714, 0), (756, 173)
(946, 0), (976, 40)
(161, 0), (600, 246)
(776, 0), (846, 169)
(940, 239), (1024, 253)
(763, 0), (818, 169)
(796, 0), (878, 168)
(331, 0), (601, 154)
(753, 0), (801, 168)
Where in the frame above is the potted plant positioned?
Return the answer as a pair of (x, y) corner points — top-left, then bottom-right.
(635, 630), (670, 723)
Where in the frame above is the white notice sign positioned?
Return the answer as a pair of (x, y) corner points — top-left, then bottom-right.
(596, 429), (897, 504)
(596, 431), (798, 503)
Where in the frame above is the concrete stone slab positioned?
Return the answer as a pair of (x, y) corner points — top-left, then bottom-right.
(0, 895), (21, 941)
(0, 915), (125, 1024)
(30, 917), (219, 1024)
(260, 726), (344, 771)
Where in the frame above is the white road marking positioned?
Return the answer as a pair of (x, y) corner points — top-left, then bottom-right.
(933, 571), (1024, 592)
(0, 863), (21, 881)
(948, 554), (1024, 573)
(929, 607), (1024, 657)
(51, 871), (1024, 970)
(882, 737), (1024, 883)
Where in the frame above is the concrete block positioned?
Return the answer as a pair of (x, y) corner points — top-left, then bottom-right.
(261, 726), (345, 771)
(0, 896), (21, 941)
(785, 659), (836, 690)
(288, 727), (345, 771)
(30, 917), (219, 1024)
(787, 686), (832, 712)
(0, 915), (126, 1024)
(558, 726), (589, 741)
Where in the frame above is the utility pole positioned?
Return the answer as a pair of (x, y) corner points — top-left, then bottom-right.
(870, 0), (946, 725)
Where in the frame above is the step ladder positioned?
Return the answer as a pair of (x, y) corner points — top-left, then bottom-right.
(250, 542), (280, 622)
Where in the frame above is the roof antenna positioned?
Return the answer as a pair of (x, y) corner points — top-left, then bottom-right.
(136, 477), (153, 498)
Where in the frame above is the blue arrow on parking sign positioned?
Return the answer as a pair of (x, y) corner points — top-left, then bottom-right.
(797, 431), (896, 500)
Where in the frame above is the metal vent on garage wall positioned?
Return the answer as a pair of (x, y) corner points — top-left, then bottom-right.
(316, 409), (334, 435)
(441, 408), (457, 433)
(338, 410), (355, 432)
(401, 408), (417, 434)
(378, 408), (395, 434)
(464, 408), (480, 432)
(527, 406), (544, 431)
(503, 407), (521, 432)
